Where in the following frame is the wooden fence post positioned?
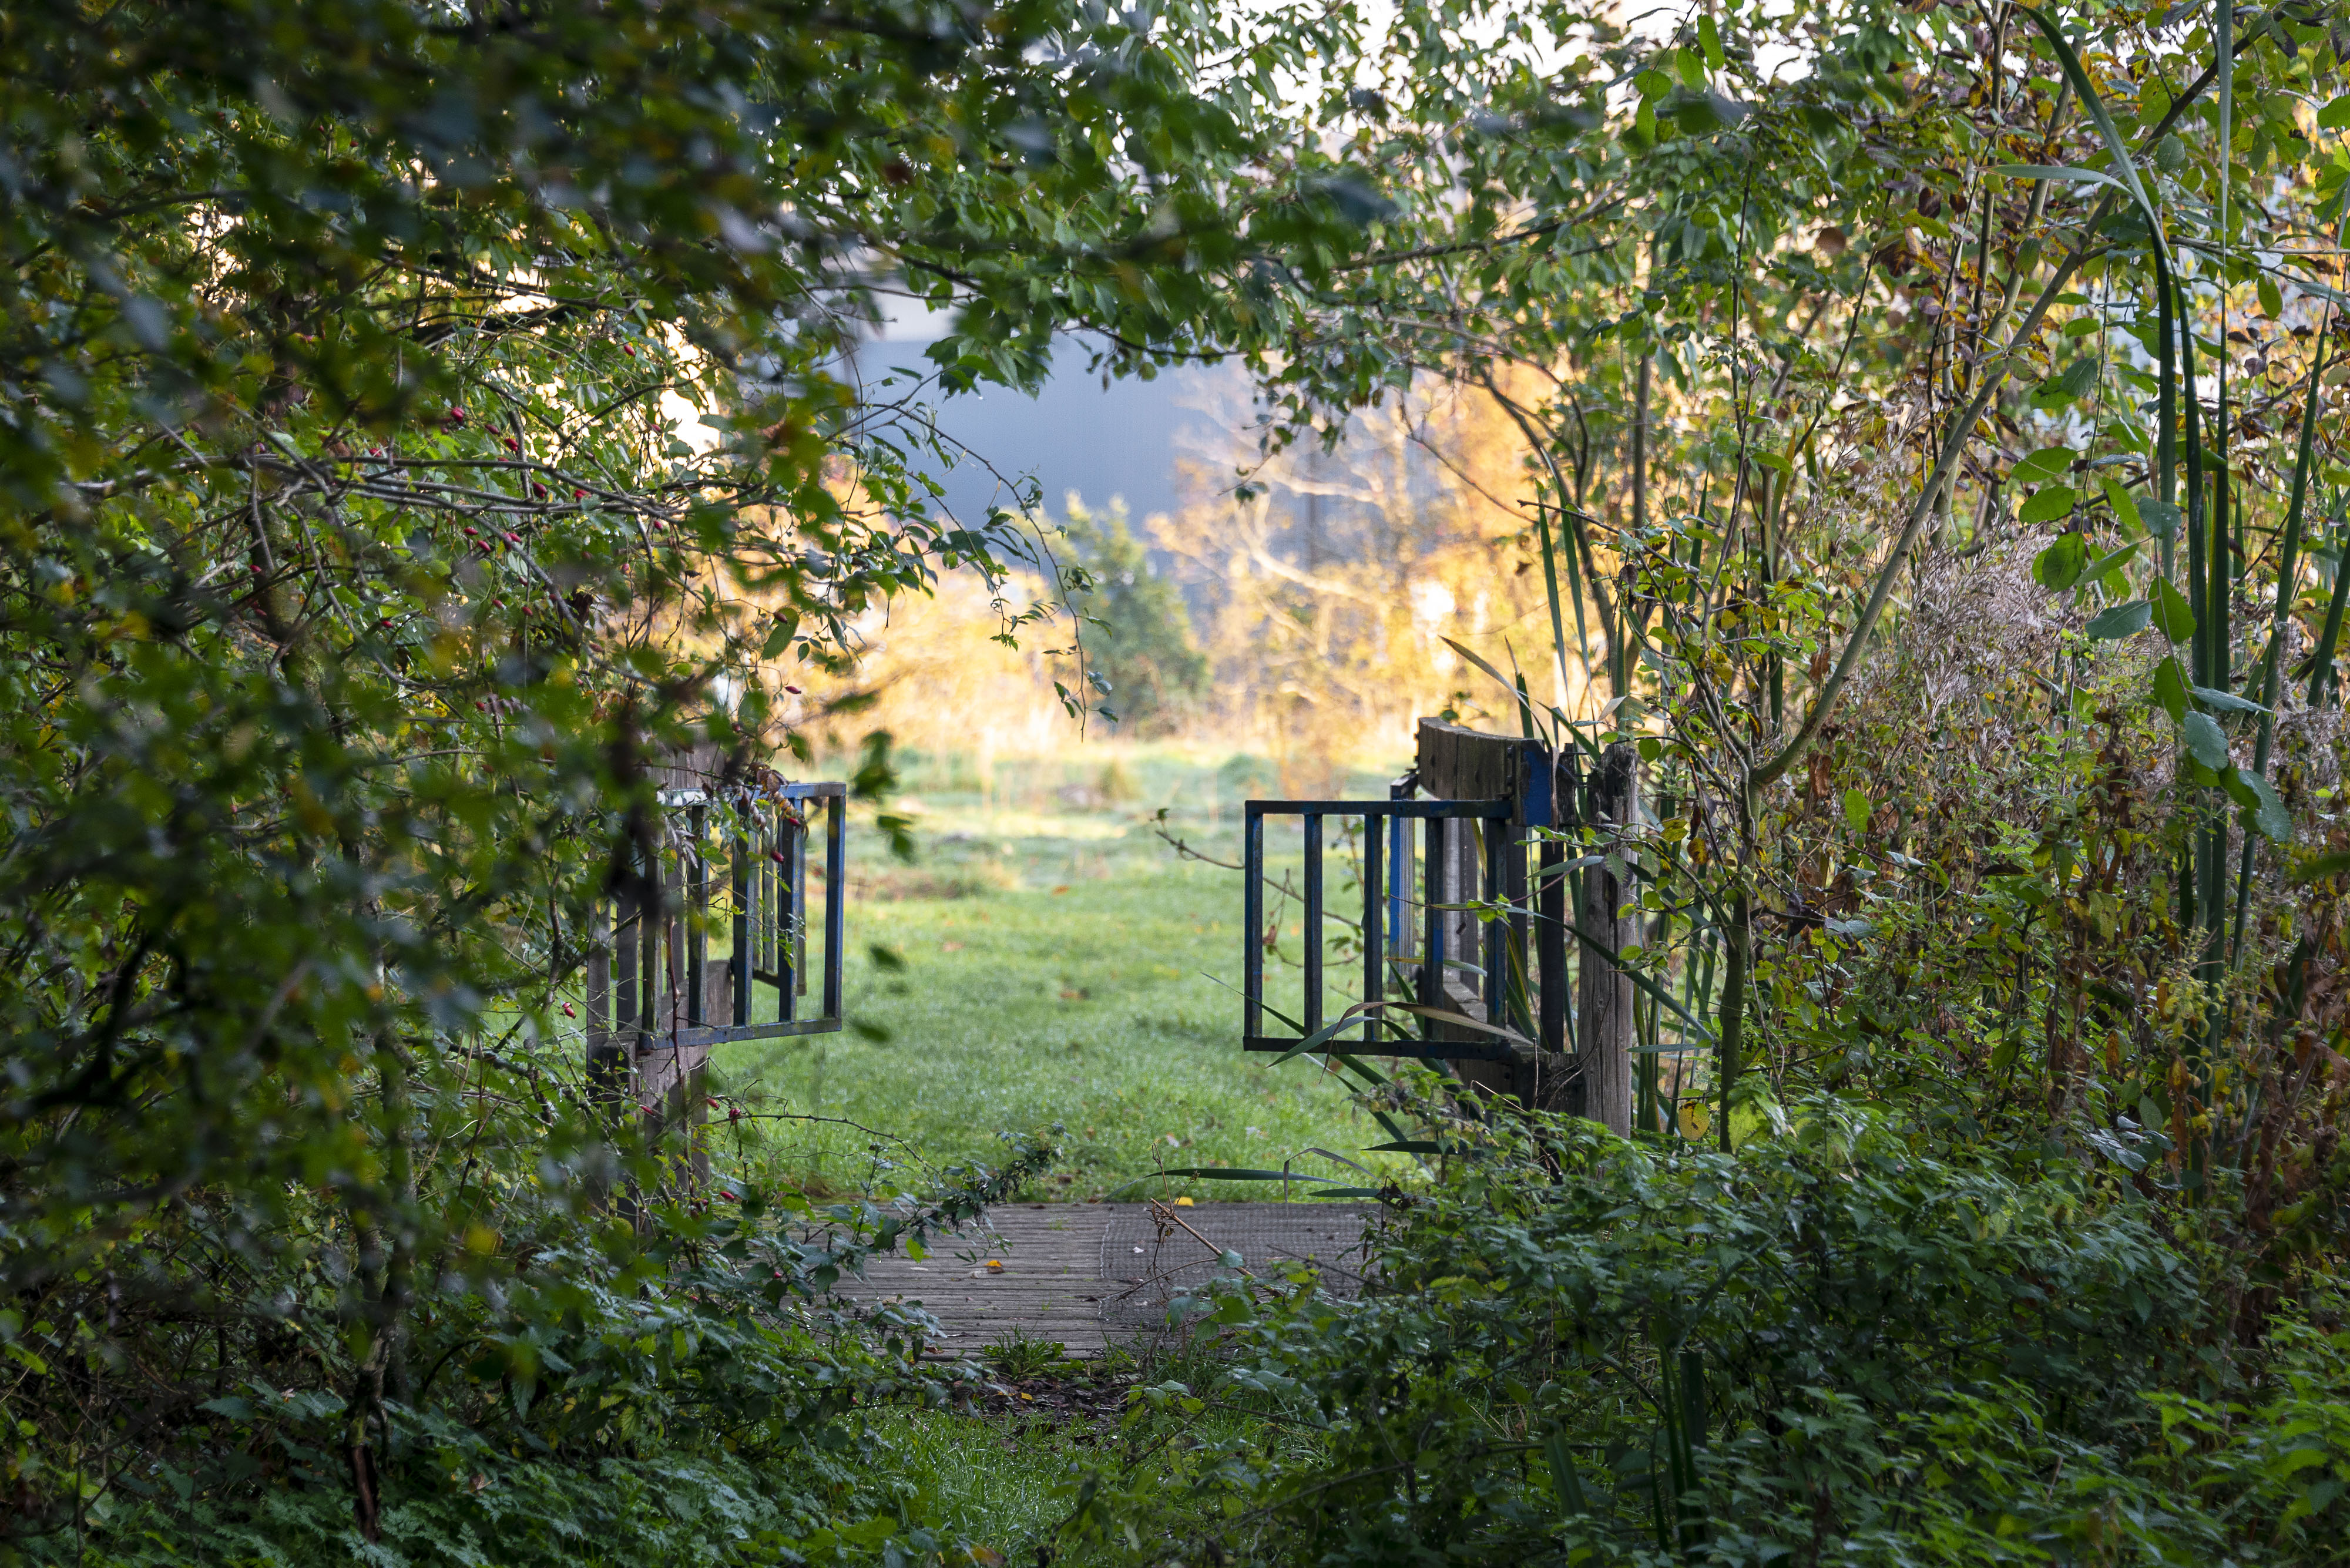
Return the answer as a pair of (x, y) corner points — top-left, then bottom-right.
(1416, 718), (1533, 1097)
(1576, 741), (1637, 1134)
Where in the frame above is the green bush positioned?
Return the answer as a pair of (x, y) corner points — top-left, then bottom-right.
(11, 1136), (1053, 1568)
(1060, 1090), (2350, 1565)
(1056, 503), (1209, 737)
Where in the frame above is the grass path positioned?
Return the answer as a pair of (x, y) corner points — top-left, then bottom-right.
(709, 748), (1402, 1201)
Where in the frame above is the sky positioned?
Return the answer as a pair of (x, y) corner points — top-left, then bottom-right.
(864, 337), (1223, 529)
(855, 303), (1237, 531)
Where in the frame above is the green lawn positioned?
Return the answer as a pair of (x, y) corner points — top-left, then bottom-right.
(707, 745), (1409, 1202)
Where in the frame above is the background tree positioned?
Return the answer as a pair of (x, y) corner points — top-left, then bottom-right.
(1057, 500), (1211, 737)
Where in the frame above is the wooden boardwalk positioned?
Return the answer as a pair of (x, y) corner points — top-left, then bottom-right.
(840, 1201), (1372, 1357)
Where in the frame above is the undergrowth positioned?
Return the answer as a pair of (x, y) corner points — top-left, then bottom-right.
(1045, 1085), (2350, 1566)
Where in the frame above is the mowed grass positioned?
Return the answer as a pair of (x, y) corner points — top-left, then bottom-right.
(707, 745), (1407, 1202)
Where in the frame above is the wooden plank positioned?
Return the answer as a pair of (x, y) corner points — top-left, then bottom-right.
(1577, 742), (1637, 1131)
(833, 1203), (1372, 1358)
(844, 1204), (1117, 1355)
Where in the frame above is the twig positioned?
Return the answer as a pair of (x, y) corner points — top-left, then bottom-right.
(1150, 820), (1243, 871)
(1146, 1198), (1254, 1280)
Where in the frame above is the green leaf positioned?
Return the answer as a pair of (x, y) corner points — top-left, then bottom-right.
(2141, 498), (2183, 539)
(1842, 788), (1872, 834)
(839, 1517), (898, 1550)
(2033, 530), (2087, 587)
(2034, 358), (2101, 405)
(2153, 656), (2190, 723)
(2011, 445), (2075, 484)
(2181, 710), (2231, 771)
(2292, 849), (2350, 883)
(1698, 13), (1725, 69)
(2085, 600), (2151, 639)
(1123, 1167), (1333, 1185)
(2021, 486), (2079, 526)
(2224, 767), (2292, 843)
(1547, 1431), (1590, 1515)
(2152, 578), (2196, 643)
(2324, 95), (2350, 130)
(2247, 771), (2284, 846)
(1311, 173), (1397, 226)
(2101, 478), (2143, 533)
(2258, 274), (2285, 320)
(2192, 684), (2268, 715)
(2082, 541), (2138, 582)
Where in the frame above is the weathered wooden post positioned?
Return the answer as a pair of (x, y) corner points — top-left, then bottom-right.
(1413, 719), (1559, 1100)
(1575, 742), (1638, 1134)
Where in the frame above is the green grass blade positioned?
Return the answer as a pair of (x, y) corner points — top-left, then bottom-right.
(2308, 512), (2350, 706)
(1535, 502), (1576, 706)
(2156, 243), (2177, 579)
(1559, 915), (1720, 1046)
(2015, 8), (2162, 249)
(2252, 334), (2330, 743)
(1126, 1167), (1335, 1183)
(2181, 283), (2208, 689)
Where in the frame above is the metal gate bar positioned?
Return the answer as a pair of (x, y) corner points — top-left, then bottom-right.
(1242, 795), (1513, 1060)
(591, 781), (847, 1054)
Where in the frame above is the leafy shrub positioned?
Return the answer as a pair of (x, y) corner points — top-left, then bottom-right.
(7, 1136), (1053, 1567)
(1059, 1090), (2350, 1565)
